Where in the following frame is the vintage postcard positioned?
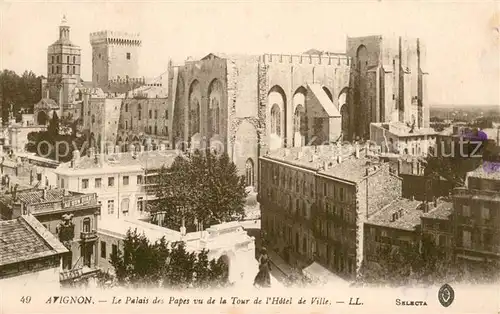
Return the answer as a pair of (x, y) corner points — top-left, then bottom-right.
(0, 0), (499, 313)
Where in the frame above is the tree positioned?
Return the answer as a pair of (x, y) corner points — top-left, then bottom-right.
(355, 234), (500, 287)
(0, 69), (42, 125)
(152, 149), (247, 232)
(48, 111), (60, 137)
(110, 229), (228, 288)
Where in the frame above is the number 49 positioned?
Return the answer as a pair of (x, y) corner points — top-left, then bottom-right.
(20, 296), (31, 304)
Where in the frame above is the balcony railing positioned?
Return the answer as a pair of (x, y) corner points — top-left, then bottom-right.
(80, 230), (98, 242)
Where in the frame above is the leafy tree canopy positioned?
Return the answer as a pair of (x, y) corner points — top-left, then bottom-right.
(151, 149), (247, 232)
(110, 229), (229, 289)
(357, 235), (500, 286)
(1, 69), (42, 125)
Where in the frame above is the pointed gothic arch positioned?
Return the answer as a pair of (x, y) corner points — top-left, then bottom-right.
(188, 80), (201, 137)
(208, 79), (223, 137)
(293, 86), (307, 147)
(268, 85), (287, 150)
(338, 87), (349, 137)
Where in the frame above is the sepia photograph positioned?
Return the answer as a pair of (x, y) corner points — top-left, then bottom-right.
(0, 0), (499, 313)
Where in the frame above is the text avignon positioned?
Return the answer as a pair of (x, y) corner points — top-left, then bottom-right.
(396, 299), (428, 306)
(46, 296), (93, 304)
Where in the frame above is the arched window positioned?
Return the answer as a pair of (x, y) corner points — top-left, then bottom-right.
(73, 56), (76, 63)
(82, 217), (91, 233)
(245, 158), (254, 187)
(91, 114), (95, 124)
(270, 104), (281, 136)
(67, 56), (70, 63)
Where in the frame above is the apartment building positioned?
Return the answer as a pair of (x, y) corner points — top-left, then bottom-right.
(259, 143), (402, 280)
(54, 147), (177, 220)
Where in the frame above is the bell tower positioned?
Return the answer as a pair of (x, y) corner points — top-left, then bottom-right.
(44, 15), (81, 118)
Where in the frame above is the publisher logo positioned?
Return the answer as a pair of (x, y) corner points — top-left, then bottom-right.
(438, 283), (455, 307)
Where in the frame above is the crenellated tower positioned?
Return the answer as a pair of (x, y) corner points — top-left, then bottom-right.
(90, 31), (144, 93)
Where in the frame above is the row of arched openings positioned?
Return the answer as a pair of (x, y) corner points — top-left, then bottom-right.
(268, 85), (348, 147)
(188, 79), (223, 138)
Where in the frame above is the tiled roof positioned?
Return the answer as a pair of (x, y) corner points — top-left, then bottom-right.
(0, 215), (68, 266)
(367, 198), (423, 231)
(15, 189), (66, 204)
(0, 188), (87, 208)
(421, 201), (453, 220)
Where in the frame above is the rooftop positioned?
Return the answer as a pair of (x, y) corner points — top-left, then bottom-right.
(263, 144), (388, 183)
(56, 150), (178, 175)
(0, 215), (68, 267)
(98, 218), (182, 243)
(98, 218), (253, 252)
(367, 198), (423, 231)
(372, 122), (438, 137)
(421, 200), (453, 220)
(125, 85), (168, 99)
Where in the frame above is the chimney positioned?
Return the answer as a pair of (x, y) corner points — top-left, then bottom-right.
(180, 225), (187, 236)
(365, 168), (370, 176)
(296, 151), (303, 159)
(337, 154), (342, 164)
(355, 144), (360, 159)
(42, 188), (47, 200)
(107, 145), (114, 155)
(140, 145), (145, 153)
(115, 145), (120, 154)
(310, 155), (317, 163)
(89, 147), (95, 159)
(323, 160), (329, 170)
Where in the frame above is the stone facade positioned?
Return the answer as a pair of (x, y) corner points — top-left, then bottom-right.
(169, 52), (351, 188)
(346, 36), (430, 139)
(116, 87), (170, 150)
(41, 17), (87, 121)
(453, 168), (500, 271)
(90, 31), (144, 93)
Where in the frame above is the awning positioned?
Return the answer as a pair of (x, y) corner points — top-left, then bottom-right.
(302, 262), (349, 285)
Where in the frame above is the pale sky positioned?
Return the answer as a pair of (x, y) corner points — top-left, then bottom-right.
(1, 1), (499, 106)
